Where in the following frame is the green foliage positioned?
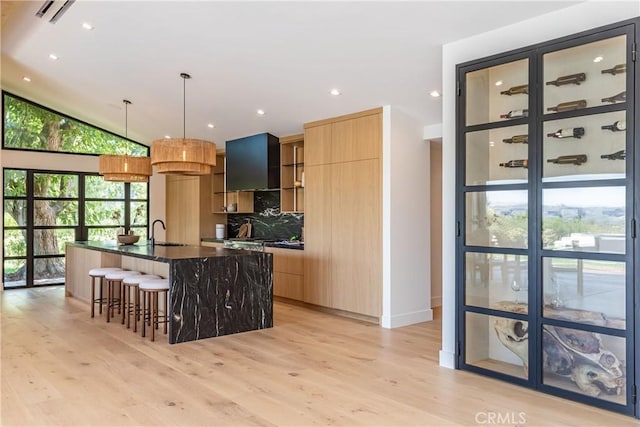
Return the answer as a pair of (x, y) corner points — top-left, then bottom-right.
(3, 94), (147, 156)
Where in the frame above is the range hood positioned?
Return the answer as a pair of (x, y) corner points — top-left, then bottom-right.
(225, 133), (280, 191)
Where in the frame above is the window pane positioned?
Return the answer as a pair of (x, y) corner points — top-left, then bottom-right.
(466, 312), (528, 379)
(34, 229), (75, 256)
(3, 93), (147, 156)
(543, 111), (626, 182)
(34, 257), (65, 286)
(130, 227), (148, 241)
(465, 190), (528, 249)
(465, 125), (528, 186)
(543, 35), (626, 116)
(4, 259), (26, 288)
(466, 58), (529, 126)
(4, 229), (26, 257)
(85, 175), (124, 199)
(33, 173), (78, 198)
(85, 201), (124, 226)
(34, 201), (78, 226)
(130, 182), (148, 199)
(543, 258), (625, 329)
(542, 325), (625, 404)
(4, 169), (26, 196)
(542, 187), (625, 254)
(465, 252), (528, 313)
(4, 200), (26, 226)
(88, 227), (119, 241)
(131, 201), (147, 225)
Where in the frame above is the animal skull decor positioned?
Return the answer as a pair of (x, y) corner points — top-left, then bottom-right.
(492, 302), (625, 397)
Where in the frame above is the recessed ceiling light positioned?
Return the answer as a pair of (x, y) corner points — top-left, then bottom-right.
(257, 109), (265, 116)
(164, 135), (171, 139)
(22, 76), (31, 82)
(430, 90), (441, 98)
(207, 123), (215, 129)
(593, 55), (604, 63)
(49, 53), (59, 60)
(82, 22), (94, 30)
(330, 88), (341, 96)
(495, 80), (503, 86)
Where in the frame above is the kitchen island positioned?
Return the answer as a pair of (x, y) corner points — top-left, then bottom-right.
(65, 241), (273, 344)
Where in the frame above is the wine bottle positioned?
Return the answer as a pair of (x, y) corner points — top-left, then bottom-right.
(499, 159), (528, 168)
(502, 134), (528, 144)
(601, 91), (626, 104)
(500, 109), (528, 119)
(601, 64), (626, 76)
(547, 127), (585, 139)
(600, 150), (625, 160)
(545, 73), (587, 86)
(546, 154), (587, 165)
(546, 100), (587, 112)
(601, 120), (626, 132)
(500, 84), (528, 96)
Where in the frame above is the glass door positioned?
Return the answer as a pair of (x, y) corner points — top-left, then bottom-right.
(458, 54), (534, 384)
(538, 30), (632, 411)
(3, 169), (149, 289)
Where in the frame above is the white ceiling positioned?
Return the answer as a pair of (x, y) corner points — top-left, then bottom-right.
(1, 0), (581, 147)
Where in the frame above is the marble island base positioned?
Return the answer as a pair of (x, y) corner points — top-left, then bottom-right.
(66, 242), (273, 343)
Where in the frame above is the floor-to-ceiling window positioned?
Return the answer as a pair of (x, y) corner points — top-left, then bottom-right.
(2, 92), (149, 289)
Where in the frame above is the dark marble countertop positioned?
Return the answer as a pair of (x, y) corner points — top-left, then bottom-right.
(68, 241), (261, 262)
(200, 237), (304, 250)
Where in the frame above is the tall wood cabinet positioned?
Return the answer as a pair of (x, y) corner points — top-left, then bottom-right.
(303, 108), (382, 317)
(166, 174), (216, 245)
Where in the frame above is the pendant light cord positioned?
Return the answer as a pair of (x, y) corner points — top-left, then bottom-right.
(180, 73), (191, 139)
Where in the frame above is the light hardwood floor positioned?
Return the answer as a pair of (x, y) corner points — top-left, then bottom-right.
(1, 287), (638, 426)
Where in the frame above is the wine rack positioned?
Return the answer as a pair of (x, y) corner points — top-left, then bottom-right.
(456, 19), (637, 416)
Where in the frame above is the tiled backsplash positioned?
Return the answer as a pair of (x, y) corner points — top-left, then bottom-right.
(227, 190), (303, 240)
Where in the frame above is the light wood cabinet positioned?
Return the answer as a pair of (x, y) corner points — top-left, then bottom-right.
(302, 164), (332, 307)
(303, 108), (382, 317)
(267, 247), (304, 301)
(200, 241), (224, 248)
(166, 174), (218, 245)
(280, 133), (304, 213)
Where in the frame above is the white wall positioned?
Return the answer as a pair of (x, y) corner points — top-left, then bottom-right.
(382, 105), (432, 328)
(440, 2), (640, 368)
(430, 141), (442, 307)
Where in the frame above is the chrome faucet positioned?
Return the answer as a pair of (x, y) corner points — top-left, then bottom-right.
(150, 219), (166, 246)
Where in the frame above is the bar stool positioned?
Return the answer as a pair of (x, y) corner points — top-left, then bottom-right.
(121, 274), (161, 331)
(89, 267), (122, 318)
(139, 278), (170, 342)
(104, 270), (140, 323)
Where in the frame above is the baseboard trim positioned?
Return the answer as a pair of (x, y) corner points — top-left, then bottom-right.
(274, 297), (379, 324)
(439, 349), (456, 369)
(431, 296), (442, 307)
(381, 308), (433, 329)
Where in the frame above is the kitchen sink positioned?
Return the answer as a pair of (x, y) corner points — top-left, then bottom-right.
(152, 242), (187, 247)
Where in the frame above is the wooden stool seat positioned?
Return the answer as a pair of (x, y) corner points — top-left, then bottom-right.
(89, 267), (122, 318)
(104, 270), (140, 323)
(139, 279), (170, 342)
(122, 274), (161, 330)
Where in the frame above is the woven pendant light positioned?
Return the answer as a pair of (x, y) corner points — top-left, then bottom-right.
(98, 100), (152, 182)
(150, 73), (216, 175)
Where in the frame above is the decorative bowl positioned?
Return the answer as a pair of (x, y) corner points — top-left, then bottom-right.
(117, 234), (140, 245)
(226, 203), (237, 213)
